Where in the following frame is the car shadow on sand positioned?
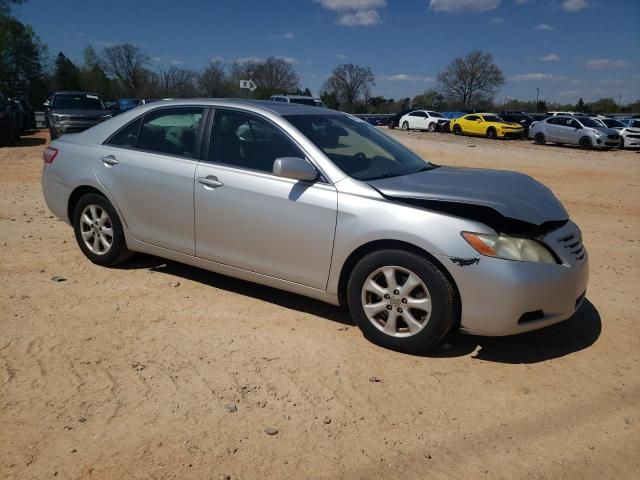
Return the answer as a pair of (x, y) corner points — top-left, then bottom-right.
(15, 135), (46, 147)
(428, 299), (601, 364)
(121, 254), (354, 326)
(121, 254), (601, 363)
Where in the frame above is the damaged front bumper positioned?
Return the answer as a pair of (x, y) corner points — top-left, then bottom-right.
(436, 221), (589, 336)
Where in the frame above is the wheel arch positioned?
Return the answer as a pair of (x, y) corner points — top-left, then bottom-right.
(336, 239), (461, 331)
(67, 185), (108, 223)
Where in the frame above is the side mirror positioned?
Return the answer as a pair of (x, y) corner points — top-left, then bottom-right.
(43, 100), (50, 108)
(273, 157), (317, 182)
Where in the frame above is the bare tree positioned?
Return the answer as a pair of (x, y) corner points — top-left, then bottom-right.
(437, 50), (504, 108)
(199, 60), (230, 97)
(321, 63), (375, 112)
(251, 56), (299, 93)
(101, 43), (151, 96)
(159, 65), (198, 97)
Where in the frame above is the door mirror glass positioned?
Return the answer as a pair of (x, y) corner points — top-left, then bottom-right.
(273, 157), (317, 182)
(43, 100), (50, 107)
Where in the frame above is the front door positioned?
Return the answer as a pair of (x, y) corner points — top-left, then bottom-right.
(194, 108), (338, 290)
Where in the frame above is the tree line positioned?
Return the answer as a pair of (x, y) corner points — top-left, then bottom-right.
(1, 0), (638, 114)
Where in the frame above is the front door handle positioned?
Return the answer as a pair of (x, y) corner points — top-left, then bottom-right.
(198, 176), (224, 189)
(101, 155), (119, 166)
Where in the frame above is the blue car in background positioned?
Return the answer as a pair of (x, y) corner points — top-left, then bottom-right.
(118, 98), (142, 112)
(442, 111), (466, 120)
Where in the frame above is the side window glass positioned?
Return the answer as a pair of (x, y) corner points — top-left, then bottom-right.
(210, 109), (303, 173)
(467, 115), (478, 121)
(137, 108), (204, 158)
(106, 118), (142, 148)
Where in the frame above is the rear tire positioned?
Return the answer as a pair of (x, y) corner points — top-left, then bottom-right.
(347, 249), (457, 354)
(534, 133), (546, 145)
(388, 120), (396, 130)
(72, 193), (132, 267)
(402, 121), (409, 131)
(579, 137), (593, 150)
(453, 124), (462, 136)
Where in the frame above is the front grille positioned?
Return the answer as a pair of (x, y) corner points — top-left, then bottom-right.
(68, 116), (100, 121)
(608, 134), (619, 140)
(557, 233), (586, 264)
(628, 134), (640, 139)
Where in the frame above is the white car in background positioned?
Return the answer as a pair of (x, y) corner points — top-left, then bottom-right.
(594, 117), (640, 149)
(399, 110), (450, 132)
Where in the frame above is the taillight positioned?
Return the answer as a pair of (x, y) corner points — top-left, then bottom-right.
(43, 147), (58, 164)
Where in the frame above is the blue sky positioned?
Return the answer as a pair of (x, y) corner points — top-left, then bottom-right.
(15, 0), (640, 103)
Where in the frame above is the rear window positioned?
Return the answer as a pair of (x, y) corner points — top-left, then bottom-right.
(53, 94), (104, 110)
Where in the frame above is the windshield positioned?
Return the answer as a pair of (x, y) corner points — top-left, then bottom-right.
(576, 117), (602, 128)
(481, 115), (504, 122)
(285, 114), (433, 181)
(602, 119), (625, 128)
(428, 112), (446, 118)
(53, 94), (104, 110)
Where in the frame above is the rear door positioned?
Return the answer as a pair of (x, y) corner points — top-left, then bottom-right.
(95, 106), (207, 254)
(194, 108), (337, 289)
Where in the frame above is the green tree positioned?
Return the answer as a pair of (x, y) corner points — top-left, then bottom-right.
(321, 63), (375, 112)
(54, 52), (81, 90)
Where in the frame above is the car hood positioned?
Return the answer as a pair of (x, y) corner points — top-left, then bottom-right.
(592, 126), (620, 135)
(368, 166), (568, 228)
(52, 109), (109, 119)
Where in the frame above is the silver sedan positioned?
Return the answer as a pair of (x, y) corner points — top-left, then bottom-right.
(41, 99), (588, 353)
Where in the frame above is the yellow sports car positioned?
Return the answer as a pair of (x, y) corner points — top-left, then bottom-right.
(450, 113), (524, 139)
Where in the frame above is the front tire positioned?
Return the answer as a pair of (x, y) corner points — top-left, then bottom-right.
(579, 136), (593, 150)
(486, 127), (497, 139)
(72, 193), (132, 266)
(347, 250), (457, 354)
(428, 122), (437, 132)
(402, 121), (409, 131)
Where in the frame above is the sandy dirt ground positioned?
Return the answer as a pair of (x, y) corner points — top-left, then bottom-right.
(1, 129), (639, 480)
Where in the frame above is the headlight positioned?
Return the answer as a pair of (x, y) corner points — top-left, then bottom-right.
(591, 129), (604, 137)
(462, 232), (557, 264)
(101, 114), (112, 119)
(52, 114), (68, 122)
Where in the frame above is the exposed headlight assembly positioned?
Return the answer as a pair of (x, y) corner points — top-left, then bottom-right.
(591, 129), (604, 137)
(462, 232), (557, 264)
(52, 114), (69, 122)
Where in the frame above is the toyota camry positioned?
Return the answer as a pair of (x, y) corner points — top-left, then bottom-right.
(41, 99), (588, 353)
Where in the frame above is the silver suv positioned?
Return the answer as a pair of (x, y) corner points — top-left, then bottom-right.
(529, 115), (621, 149)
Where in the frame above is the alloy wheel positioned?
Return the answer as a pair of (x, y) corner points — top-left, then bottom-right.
(361, 266), (432, 338)
(79, 204), (113, 255)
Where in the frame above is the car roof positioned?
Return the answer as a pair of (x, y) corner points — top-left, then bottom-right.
(53, 91), (99, 95)
(139, 98), (334, 116)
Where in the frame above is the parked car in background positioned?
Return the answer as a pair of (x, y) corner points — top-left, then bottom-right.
(529, 115), (621, 149)
(594, 117), (640, 149)
(620, 118), (640, 128)
(387, 109), (412, 129)
(500, 111), (535, 135)
(529, 113), (550, 122)
(547, 111), (579, 117)
(14, 98), (36, 130)
(41, 98), (588, 353)
(399, 110), (450, 132)
(6, 100), (24, 134)
(45, 91), (112, 140)
(269, 95), (322, 107)
(118, 98), (142, 112)
(0, 91), (19, 146)
(450, 113), (524, 139)
(442, 112), (466, 120)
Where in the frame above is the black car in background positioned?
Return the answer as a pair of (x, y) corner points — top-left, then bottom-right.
(387, 109), (412, 129)
(14, 98), (36, 131)
(0, 91), (19, 146)
(45, 91), (112, 139)
(500, 111), (536, 134)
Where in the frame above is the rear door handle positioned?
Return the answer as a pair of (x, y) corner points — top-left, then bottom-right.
(101, 155), (119, 166)
(198, 176), (224, 189)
